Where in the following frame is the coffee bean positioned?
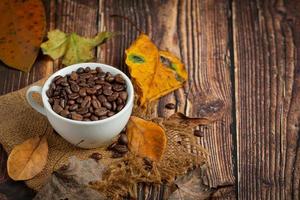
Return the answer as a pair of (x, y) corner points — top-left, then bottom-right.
(97, 95), (107, 103)
(118, 134), (128, 145)
(81, 96), (91, 108)
(113, 144), (128, 154)
(102, 101), (112, 110)
(86, 88), (97, 95)
(91, 115), (99, 121)
(70, 71), (78, 80)
(115, 74), (126, 84)
(71, 113), (83, 121)
(113, 84), (125, 92)
(53, 104), (63, 114)
(165, 103), (175, 109)
(89, 152), (102, 161)
(83, 118), (91, 121)
(69, 104), (78, 111)
(79, 88), (87, 97)
(76, 67), (84, 74)
(60, 110), (70, 118)
(119, 91), (128, 101)
(68, 93), (79, 100)
(107, 111), (115, 117)
(70, 83), (80, 93)
(194, 130), (204, 137)
(92, 99), (101, 109)
(94, 107), (108, 117)
(107, 92), (119, 102)
(107, 142), (117, 150)
(77, 107), (89, 115)
(47, 68), (128, 122)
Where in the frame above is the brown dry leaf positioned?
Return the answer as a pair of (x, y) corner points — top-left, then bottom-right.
(125, 34), (187, 106)
(0, 0), (46, 71)
(7, 136), (48, 181)
(127, 116), (167, 161)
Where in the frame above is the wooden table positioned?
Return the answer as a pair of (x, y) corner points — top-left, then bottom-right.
(0, 0), (299, 199)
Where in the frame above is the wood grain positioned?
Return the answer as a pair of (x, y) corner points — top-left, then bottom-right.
(98, 2), (235, 197)
(233, 0), (300, 199)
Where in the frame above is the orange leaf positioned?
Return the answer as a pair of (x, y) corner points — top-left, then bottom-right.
(127, 116), (167, 161)
(7, 136), (48, 181)
(0, 0), (46, 72)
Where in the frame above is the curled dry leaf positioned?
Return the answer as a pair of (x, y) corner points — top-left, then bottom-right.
(0, 0), (46, 71)
(125, 34), (187, 106)
(7, 136), (48, 181)
(41, 30), (114, 66)
(127, 116), (167, 161)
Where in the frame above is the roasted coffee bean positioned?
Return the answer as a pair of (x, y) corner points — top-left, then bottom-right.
(194, 130), (204, 137)
(91, 115), (99, 121)
(117, 104), (124, 112)
(81, 96), (91, 108)
(77, 107), (89, 115)
(97, 95), (107, 103)
(165, 103), (175, 110)
(107, 142), (117, 150)
(115, 74), (126, 84)
(69, 104), (78, 111)
(47, 68), (128, 122)
(92, 99), (101, 109)
(112, 101), (117, 111)
(119, 91), (128, 101)
(70, 83), (80, 92)
(83, 118), (91, 121)
(89, 152), (102, 161)
(53, 104), (63, 114)
(65, 87), (72, 95)
(113, 84), (125, 92)
(107, 92), (119, 102)
(70, 71), (78, 80)
(113, 145), (128, 154)
(71, 113), (83, 121)
(84, 67), (91, 73)
(86, 88), (97, 95)
(79, 88), (87, 97)
(60, 110), (70, 118)
(76, 67), (84, 74)
(116, 97), (123, 105)
(76, 97), (83, 104)
(118, 134), (128, 145)
(102, 101), (112, 110)
(103, 88), (113, 96)
(107, 111), (115, 117)
(48, 98), (54, 105)
(59, 99), (66, 108)
(83, 112), (92, 118)
(94, 107), (108, 117)
(68, 93), (79, 100)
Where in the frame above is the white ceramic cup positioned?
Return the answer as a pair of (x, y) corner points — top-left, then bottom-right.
(26, 63), (134, 149)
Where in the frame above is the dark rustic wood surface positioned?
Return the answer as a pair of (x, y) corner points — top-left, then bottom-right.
(0, 0), (299, 199)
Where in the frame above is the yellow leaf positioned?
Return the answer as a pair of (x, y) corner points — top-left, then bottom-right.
(0, 0), (46, 72)
(7, 136), (48, 181)
(127, 116), (167, 161)
(125, 34), (187, 106)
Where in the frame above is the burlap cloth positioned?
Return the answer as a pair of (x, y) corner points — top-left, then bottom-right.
(0, 78), (207, 193)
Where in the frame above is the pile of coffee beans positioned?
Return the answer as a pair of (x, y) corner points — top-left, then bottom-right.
(46, 67), (128, 121)
(107, 129), (129, 158)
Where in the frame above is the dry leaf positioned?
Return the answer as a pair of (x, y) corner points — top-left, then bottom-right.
(41, 30), (114, 66)
(168, 167), (211, 200)
(7, 136), (48, 181)
(34, 156), (106, 200)
(127, 116), (167, 161)
(125, 34), (187, 106)
(0, 0), (46, 71)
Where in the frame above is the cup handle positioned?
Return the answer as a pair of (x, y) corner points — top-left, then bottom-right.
(26, 86), (47, 116)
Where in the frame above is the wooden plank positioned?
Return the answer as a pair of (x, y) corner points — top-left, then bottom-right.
(98, 0), (235, 197)
(233, 0), (300, 199)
